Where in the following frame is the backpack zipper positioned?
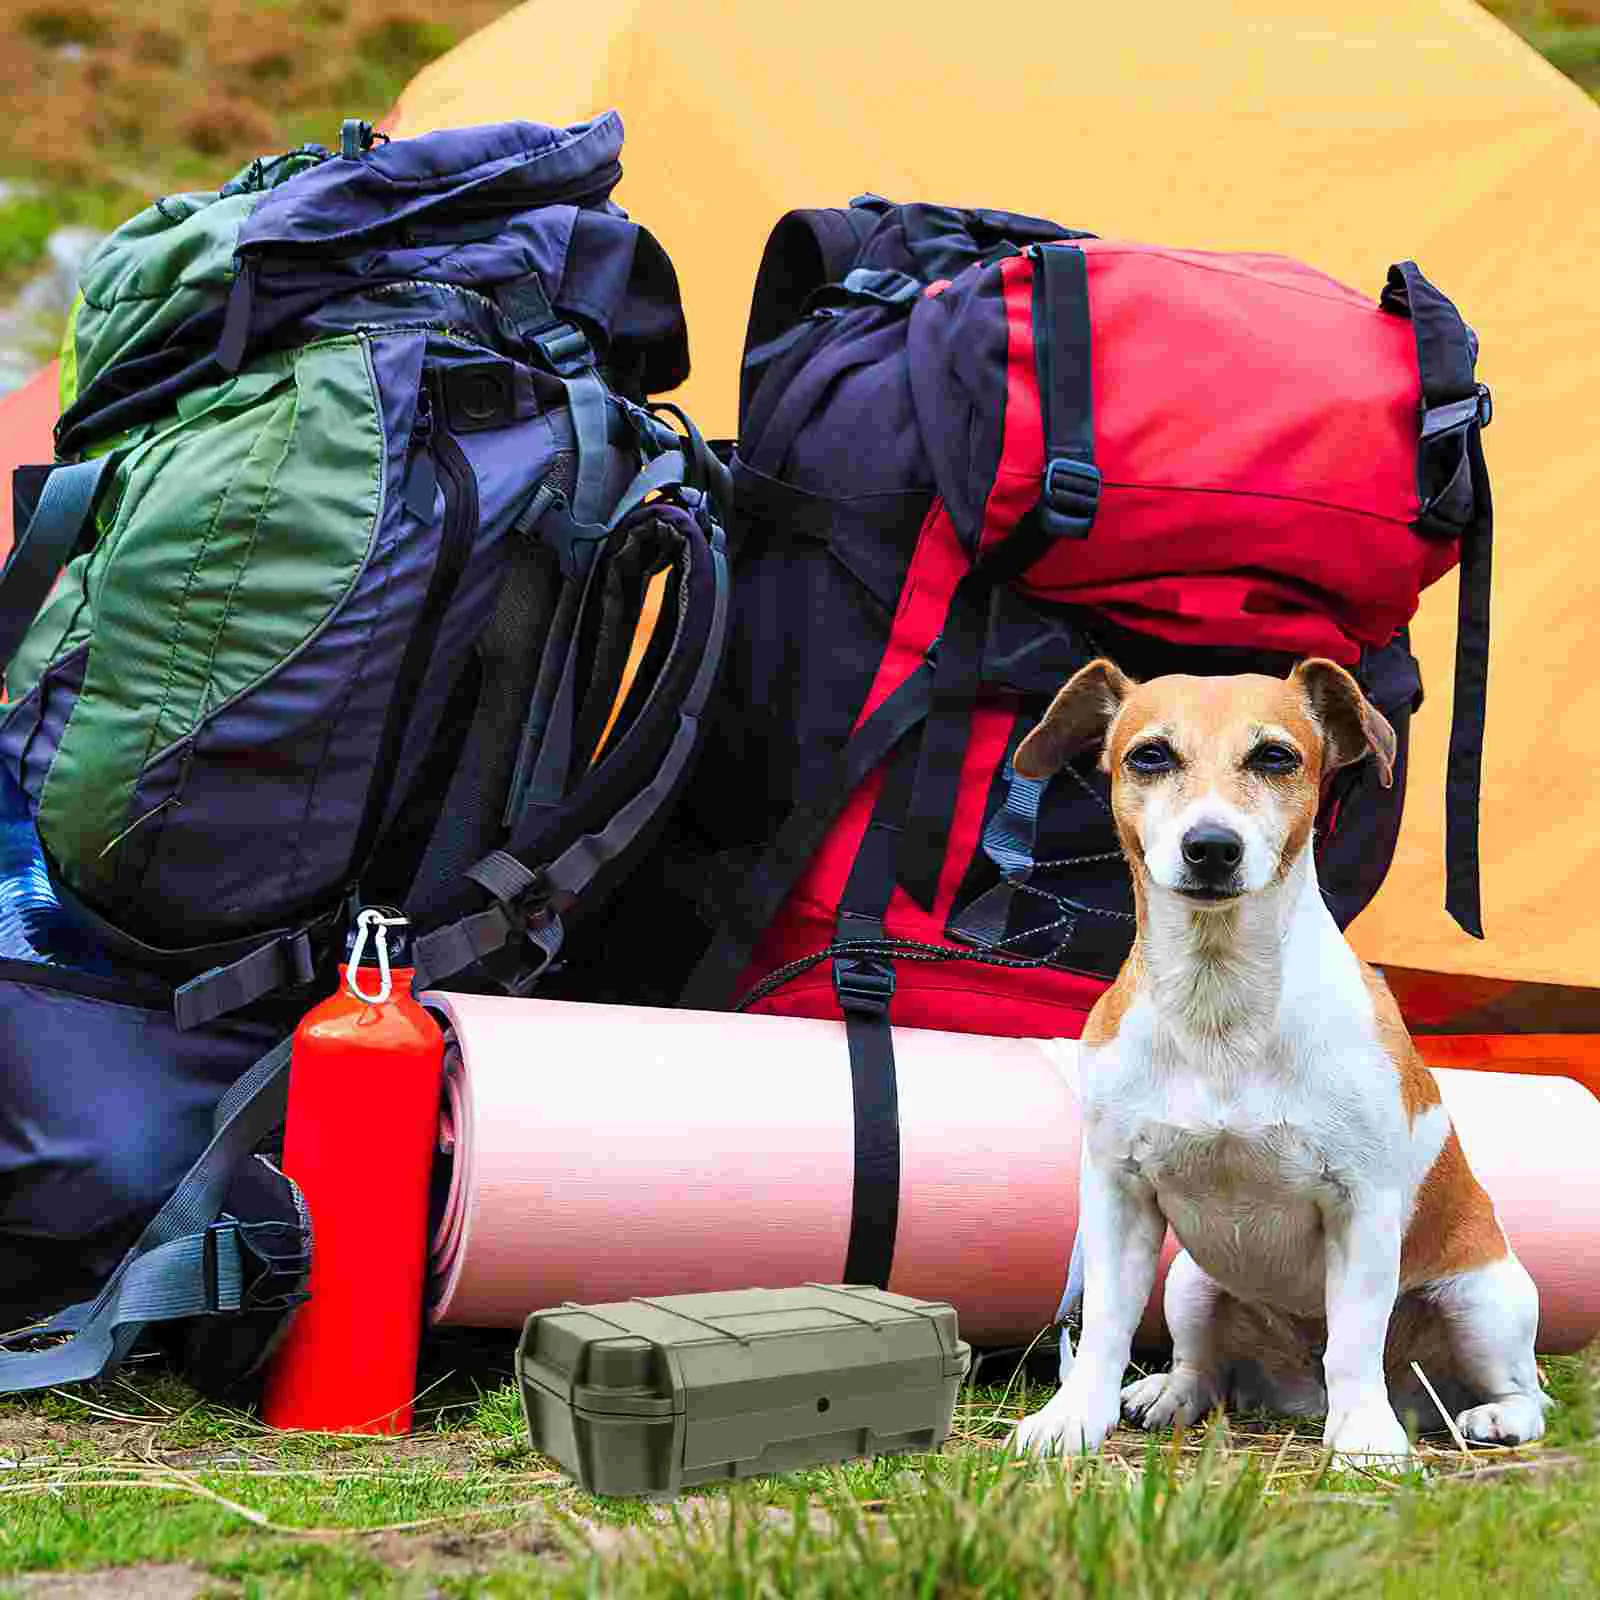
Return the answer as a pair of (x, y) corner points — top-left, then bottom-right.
(348, 383), (479, 892)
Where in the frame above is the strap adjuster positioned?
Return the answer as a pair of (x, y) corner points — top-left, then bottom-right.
(200, 1222), (244, 1315)
(832, 953), (896, 1018)
(1039, 456), (1100, 540)
(840, 268), (922, 307)
(531, 323), (593, 376)
(1420, 382), (1493, 441)
(508, 903), (565, 996)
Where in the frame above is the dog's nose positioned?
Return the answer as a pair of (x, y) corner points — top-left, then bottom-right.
(1181, 824), (1244, 881)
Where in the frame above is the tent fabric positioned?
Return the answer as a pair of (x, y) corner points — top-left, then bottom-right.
(3, 0), (1597, 995)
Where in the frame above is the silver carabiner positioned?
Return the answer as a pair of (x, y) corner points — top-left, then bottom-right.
(345, 908), (409, 1006)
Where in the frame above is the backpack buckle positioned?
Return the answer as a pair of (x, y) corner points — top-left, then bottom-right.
(840, 268), (922, 307)
(832, 952), (896, 1018)
(531, 323), (594, 376)
(1420, 384), (1492, 442)
(200, 1222), (246, 1315)
(1040, 456), (1101, 540)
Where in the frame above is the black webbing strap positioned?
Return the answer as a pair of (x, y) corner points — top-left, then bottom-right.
(1444, 426), (1492, 940)
(830, 740), (920, 1289)
(1022, 242), (1100, 558)
(1382, 260), (1491, 939)
(1, 454), (119, 677)
(893, 244), (1100, 908)
(678, 663), (936, 1012)
(173, 927), (320, 1032)
(895, 575), (989, 910)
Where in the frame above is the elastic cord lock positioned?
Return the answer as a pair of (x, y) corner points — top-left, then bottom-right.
(344, 907), (411, 1005)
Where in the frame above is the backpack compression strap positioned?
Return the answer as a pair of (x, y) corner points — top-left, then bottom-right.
(895, 242), (1100, 911)
(1381, 260), (1492, 941)
(0, 1036), (293, 1394)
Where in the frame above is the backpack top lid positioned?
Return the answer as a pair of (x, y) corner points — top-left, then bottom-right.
(235, 114), (627, 253)
(56, 112), (691, 458)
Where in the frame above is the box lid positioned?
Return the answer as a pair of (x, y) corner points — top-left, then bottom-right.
(518, 1285), (970, 1419)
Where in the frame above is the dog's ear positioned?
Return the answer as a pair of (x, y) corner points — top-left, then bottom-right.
(1014, 658), (1135, 779)
(1290, 658), (1397, 788)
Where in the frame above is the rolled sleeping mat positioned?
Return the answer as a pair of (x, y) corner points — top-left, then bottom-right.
(421, 994), (1600, 1354)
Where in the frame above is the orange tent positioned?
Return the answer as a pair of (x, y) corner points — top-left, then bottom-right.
(3, 0), (1597, 1080)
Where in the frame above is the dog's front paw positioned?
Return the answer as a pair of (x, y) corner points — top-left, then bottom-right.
(1455, 1394), (1548, 1447)
(1325, 1400), (1413, 1465)
(1009, 1387), (1117, 1458)
(1121, 1367), (1220, 1432)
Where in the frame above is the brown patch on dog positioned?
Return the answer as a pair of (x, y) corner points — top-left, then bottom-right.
(1360, 963), (1442, 1122)
(1400, 1128), (1508, 1289)
(1081, 946), (1144, 1047)
(1013, 658), (1136, 780)
(1290, 658), (1396, 787)
(1362, 967), (1507, 1288)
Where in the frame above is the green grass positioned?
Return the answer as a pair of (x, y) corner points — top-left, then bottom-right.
(0, 1345), (1594, 1597)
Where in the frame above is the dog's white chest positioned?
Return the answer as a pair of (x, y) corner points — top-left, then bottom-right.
(1084, 1015), (1410, 1317)
(1123, 1088), (1337, 1313)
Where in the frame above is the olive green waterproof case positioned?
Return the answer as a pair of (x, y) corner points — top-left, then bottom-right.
(516, 1284), (972, 1498)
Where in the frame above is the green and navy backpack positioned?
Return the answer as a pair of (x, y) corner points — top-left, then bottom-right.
(0, 114), (728, 1395)
(1, 113), (729, 1024)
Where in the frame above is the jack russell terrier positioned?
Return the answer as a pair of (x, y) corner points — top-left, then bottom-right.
(1007, 657), (1549, 1461)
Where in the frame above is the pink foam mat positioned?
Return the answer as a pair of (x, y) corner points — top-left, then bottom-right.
(422, 994), (1600, 1353)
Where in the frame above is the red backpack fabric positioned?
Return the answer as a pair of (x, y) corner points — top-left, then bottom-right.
(565, 199), (1493, 1287)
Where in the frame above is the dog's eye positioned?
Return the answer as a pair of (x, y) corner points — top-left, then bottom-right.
(1247, 742), (1301, 774)
(1125, 740), (1177, 774)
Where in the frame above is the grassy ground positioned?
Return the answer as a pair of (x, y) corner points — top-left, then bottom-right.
(1, 1335), (1595, 1596)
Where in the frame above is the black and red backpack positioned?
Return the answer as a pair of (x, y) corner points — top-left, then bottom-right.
(566, 198), (1492, 1277)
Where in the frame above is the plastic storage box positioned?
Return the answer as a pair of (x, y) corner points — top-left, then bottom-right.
(516, 1283), (972, 1497)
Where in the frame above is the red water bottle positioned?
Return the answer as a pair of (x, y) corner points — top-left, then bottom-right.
(261, 908), (444, 1434)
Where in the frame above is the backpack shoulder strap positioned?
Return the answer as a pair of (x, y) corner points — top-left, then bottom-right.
(410, 487), (732, 993)
(0, 453), (120, 679)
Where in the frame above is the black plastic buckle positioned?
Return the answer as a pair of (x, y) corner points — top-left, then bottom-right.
(531, 323), (593, 376)
(441, 359), (518, 433)
(1420, 383), (1492, 442)
(534, 489), (609, 581)
(841, 267), (922, 307)
(832, 953), (897, 1018)
(201, 1221), (243, 1315)
(1040, 456), (1101, 540)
